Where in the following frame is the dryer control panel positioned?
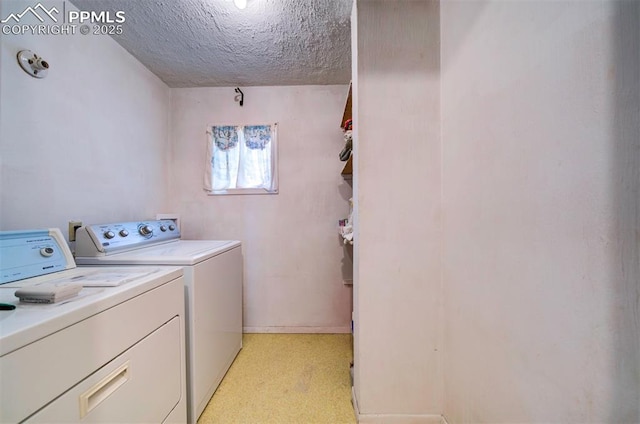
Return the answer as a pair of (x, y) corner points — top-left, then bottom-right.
(0, 229), (76, 285)
(75, 220), (181, 256)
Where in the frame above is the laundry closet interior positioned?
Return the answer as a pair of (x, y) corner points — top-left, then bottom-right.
(1, 1), (639, 424)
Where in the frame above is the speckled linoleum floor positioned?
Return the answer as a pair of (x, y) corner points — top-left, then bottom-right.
(197, 333), (356, 424)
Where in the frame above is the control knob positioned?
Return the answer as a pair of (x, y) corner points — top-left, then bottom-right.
(139, 225), (153, 236)
(104, 231), (115, 239)
(169, 224), (176, 231)
(160, 225), (167, 232)
(119, 230), (129, 237)
(40, 247), (54, 257)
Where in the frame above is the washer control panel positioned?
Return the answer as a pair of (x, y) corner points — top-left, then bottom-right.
(74, 220), (180, 256)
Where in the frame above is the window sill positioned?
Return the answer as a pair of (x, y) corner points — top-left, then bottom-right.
(206, 188), (279, 196)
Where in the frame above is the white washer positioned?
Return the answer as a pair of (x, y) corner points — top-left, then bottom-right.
(74, 220), (243, 424)
(0, 228), (187, 423)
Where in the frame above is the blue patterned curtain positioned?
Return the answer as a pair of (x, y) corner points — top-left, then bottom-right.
(213, 126), (239, 151)
(243, 125), (271, 150)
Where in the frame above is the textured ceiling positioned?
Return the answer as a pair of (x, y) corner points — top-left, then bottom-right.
(71, 0), (352, 88)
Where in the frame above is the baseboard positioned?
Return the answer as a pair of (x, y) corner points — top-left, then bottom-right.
(351, 386), (446, 424)
(243, 326), (351, 334)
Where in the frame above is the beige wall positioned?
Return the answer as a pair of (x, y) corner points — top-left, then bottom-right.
(441, 1), (640, 423)
(0, 1), (171, 234)
(352, 1), (639, 423)
(168, 85), (353, 332)
(352, 1), (443, 420)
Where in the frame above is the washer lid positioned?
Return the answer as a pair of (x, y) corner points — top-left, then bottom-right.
(75, 240), (241, 266)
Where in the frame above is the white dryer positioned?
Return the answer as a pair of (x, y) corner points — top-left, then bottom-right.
(0, 228), (187, 423)
(74, 220), (243, 424)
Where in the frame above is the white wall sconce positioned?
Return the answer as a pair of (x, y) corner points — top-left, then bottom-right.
(17, 50), (49, 79)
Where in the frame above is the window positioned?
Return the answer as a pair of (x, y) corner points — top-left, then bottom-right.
(204, 123), (278, 195)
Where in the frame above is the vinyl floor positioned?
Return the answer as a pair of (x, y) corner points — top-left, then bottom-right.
(197, 333), (356, 424)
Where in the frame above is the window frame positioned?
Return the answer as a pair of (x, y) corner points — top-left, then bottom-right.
(204, 122), (279, 196)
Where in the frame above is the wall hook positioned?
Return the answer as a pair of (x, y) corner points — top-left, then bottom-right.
(235, 87), (244, 107)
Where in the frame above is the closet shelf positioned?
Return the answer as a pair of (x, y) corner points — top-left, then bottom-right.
(341, 155), (352, 177)
(339, 82), (353, 179)
(341, 83), (352, 130)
